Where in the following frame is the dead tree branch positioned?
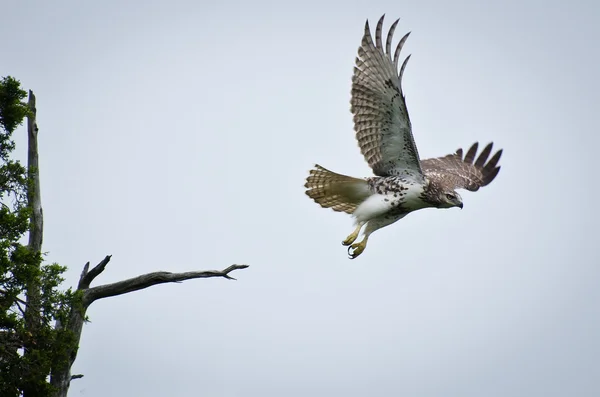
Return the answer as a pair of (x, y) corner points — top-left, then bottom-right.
(78, 255), (112, 289)
(49, 256), (248, 397)
(84, 264), (249, 304)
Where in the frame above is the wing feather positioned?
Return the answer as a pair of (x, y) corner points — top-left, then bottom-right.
(394, 32), (411, 72)
(464, 143), (478, 163)
(351, 15), (422, 178)
(386, 19), (399, 58)
(474, 142), (492, 167)
(421, 142), (503, 191)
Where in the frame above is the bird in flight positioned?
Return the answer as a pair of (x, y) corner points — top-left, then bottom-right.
(305, 15), (503, 259)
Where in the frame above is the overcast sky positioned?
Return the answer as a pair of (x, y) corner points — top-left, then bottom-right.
(3, 0), (600, 396)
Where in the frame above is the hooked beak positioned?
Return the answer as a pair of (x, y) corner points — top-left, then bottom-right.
(458, 202), (464, 209)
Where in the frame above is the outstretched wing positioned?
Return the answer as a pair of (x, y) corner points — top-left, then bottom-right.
(421, 142), (503, 191)
(351, 15), (422, 179)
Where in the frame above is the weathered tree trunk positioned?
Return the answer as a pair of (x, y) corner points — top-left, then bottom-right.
(22, 90), (45, 397)
(26, 90), (43, 252)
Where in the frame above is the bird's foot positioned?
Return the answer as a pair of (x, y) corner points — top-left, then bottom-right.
(348, 239), (368, 259)
(342, 224), (363, 246)
(342, 233), (358, 246)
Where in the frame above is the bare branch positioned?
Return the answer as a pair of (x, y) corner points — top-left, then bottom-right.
(70, 374), (83, 381)
(15, 300), (26, 316)
(78, 255), (112, 289)
(77, 262), (89, 286)
(84, 264), (249, 304)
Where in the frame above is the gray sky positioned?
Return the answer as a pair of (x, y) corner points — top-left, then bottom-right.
(3, 0), (600, 396)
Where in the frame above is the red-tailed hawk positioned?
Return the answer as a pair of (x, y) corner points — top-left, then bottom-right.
(305, 15), (502, 259)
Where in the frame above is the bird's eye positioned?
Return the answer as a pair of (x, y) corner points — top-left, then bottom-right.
(445, 193), (455, 200)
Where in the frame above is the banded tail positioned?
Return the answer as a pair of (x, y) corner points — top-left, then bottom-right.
(304, 165), (371, 214)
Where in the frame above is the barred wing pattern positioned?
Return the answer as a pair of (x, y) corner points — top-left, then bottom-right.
(421, 142), (503, 192)
(351, 15), (422, 178)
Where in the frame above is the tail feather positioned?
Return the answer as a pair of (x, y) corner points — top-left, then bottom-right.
(304, 165), (370, 214)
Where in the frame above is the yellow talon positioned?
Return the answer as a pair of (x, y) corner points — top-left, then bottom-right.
(348, 237), (368, 259)
(342, 223), (364, 246)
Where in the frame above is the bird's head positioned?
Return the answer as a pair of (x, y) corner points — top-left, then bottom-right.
(440, 190), (463, 209)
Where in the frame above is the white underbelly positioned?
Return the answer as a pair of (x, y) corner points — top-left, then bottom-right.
(352, 183), (428, 222)
(401, 184), (429, 210)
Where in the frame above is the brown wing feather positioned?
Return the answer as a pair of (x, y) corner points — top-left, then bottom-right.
(421, 142), (503, 191)
(351, 15), (422, 179)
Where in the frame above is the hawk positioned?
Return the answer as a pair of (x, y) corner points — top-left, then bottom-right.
(305, 15), (503, 259)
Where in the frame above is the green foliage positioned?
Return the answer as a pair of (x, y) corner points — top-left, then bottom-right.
(0, 76), (30, 137)
(0, 77), (75, 397)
